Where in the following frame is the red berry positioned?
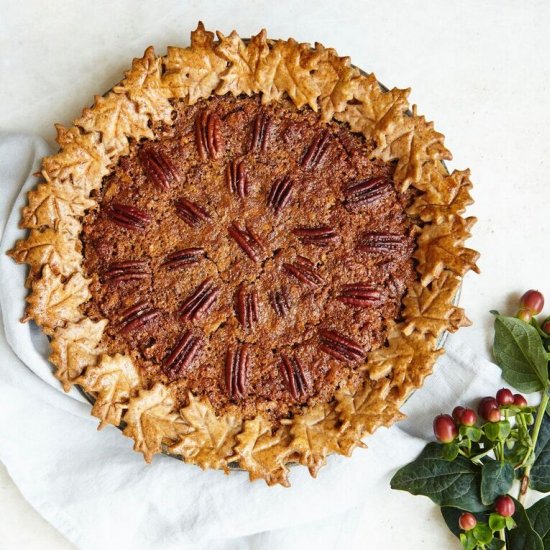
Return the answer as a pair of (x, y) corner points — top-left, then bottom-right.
(433, 414), (458, 443)
(513, 394), (528, 408)
(520, 289), (545, 315)
(452, 406), (466, 423)
(486, 408), (502, 423)
(542, 317), (550, 335)
(458, 512), (477, 531)
(461, 408), (477, 426)
(478, 397), (499, 421)
(494, 495), (515, 517)
(496, 388), (514, 406)
(517, 308), (532, 322)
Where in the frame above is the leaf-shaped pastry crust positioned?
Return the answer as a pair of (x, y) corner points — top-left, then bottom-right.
(335, 378), (405, 436)
(168, 393), (241, 471)
(20, 181), (95, 234)
(232, 416), (293, 486)
(335, 75), (410, 154)
(283, 404), (342, 477)
(163, 22), (227, 103)
(215, 29), (270, 96)
(408, 165), (474, 223)
(49, 318), (108, 391)
(123, 384), (185, 463)
(310, 44), (359, 122)
(41, 126), (110, 196)
(365, 325), (443, 401)
(8, 228), (81, 286)
(402, 271), (470, 338)
(113, 46), (173, 125)
(257, 38), (323, 110)
(414, 216), (480, 285)
(75, 92), (154, 159)
(23, 265), (90, 333)
(77, 354), (140, 429)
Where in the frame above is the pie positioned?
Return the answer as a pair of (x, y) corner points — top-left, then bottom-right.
(8, 23), (479, 486)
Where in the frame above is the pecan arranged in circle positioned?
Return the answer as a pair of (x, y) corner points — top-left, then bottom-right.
(179, 277), (220, 321)
(283, 256), (324, 288)
(226, 158), (248, 199)
(292, 225), (339, 247)
(318, 328), (364, 362)
(270, 287), (290, 317)
(250, 111), (271, 153)
(279, 354), (309, 400)
(343, 176), (392, 207)
(337, 283), (384, 308)
(267, 176), (293, 214)
(103, 260), (149, 283)
(118, 300), (161, 335)
(359, 232), (405, 254)
(107, 203), (151, 231)
(194, 110), (222, 160)
(161, 247), (205, 270)
(162, 330), (203, 380)
(301, 130), (330, 170)
(235, 284), (259, 330)
(228, 222), (264, 262)
(138, 148), (180, 190)
(175, 198), (211, 227)
(225, 345), (250, 400)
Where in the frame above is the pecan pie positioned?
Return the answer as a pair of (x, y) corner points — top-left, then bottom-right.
(8, 23), (479, 486)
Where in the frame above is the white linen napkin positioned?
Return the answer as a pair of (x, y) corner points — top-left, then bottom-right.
(0, 133), (507, 550)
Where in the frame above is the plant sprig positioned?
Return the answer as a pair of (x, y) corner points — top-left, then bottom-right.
(391, 289), (550, 549)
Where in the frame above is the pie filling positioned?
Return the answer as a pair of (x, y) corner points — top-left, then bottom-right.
(81, 94), (415, 420)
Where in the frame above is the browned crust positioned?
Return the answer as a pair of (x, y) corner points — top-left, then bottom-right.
(7, 23), (479, 486)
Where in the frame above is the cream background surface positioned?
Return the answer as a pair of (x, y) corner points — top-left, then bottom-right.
(1, 1), (550, 548)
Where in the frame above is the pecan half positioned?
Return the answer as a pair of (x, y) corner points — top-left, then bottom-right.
(228, 222), (263, 262)
(359, 232), (405, 254)
(162, 247), (205, 270)
(279, 354), (308, 400)
(118, 300), (161, 335)
(107, 203), (151, 231)
(283, 256), (324, 288)
(226, 158), (248, 198)
(301, 130), (330, 170)
(194, 110), (222, 161)
(343, 176), (392, 207)
(162, 330), (202, 379)
(175, 198), (211, 227)
(337, 283), (383, 308)
(179, 277), (220, 321)
(138, 148), (179, 190)
(251, 111), (271, 153)
(318, 328), (364, 362)
(225, 345), (250, 400)
(267, 176), (293, 214)
(270, 287), (290, 317)
(103, 260), (149, 283)
(292, 226), (339, 247)
(235, 284), (258, 330)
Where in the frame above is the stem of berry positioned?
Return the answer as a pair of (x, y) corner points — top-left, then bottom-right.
(518, 390), (550, 504)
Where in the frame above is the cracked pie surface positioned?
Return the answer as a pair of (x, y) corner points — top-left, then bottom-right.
(8, 24), (479, 486)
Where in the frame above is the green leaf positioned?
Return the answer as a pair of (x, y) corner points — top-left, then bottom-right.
(506, 498), (544, 550)
(473, 522), (493, 544)
(531, 412), (550, 492)
(460, 424), (482, 442)
(493, 315), (549, 393)
(484, 421), (512, 442)
(527, 495), (550, 548)
(481, 461), (514, 505)
(489, 513), (506, 532)
(391, 443), (487, 512)
(442, 442), (460, 461)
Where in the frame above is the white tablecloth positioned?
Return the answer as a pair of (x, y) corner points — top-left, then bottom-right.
(1, 1), (549, 548)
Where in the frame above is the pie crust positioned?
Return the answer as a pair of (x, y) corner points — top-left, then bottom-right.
(8, 23), (479, 486)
